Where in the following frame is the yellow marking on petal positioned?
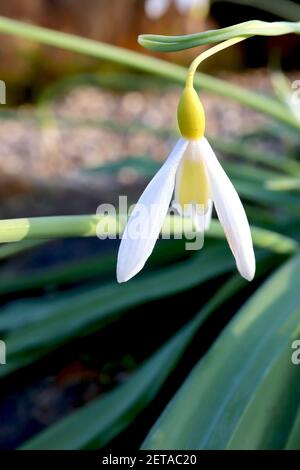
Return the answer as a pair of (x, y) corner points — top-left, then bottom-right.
(177, 154), (210, 209)
(177, 87), (205, 140)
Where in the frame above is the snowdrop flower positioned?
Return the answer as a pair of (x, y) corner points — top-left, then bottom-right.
(145, 0), (208, 19)
(117, 38), (256, 283)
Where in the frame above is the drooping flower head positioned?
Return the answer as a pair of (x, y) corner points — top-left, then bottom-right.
(117, 38), (255, 283)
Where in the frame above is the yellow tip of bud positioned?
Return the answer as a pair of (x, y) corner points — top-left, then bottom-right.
(177, 87), (206, 140)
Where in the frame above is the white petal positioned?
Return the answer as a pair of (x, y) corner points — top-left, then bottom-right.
(199, 137), (255, 281)
(117, 138), (188, 283)
(204, 199), (213, 231)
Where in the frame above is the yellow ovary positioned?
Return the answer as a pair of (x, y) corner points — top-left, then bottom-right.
(176, 151), (210, 210)
(177, 87), (206, 140)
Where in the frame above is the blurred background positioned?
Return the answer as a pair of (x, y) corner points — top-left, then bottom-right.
(0, 0), (298, 220)
(0, 0), (299, 451)
(0, 0), (299, 218)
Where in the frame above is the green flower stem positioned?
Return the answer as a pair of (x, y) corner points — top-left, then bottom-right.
(0, 215), (296, 255)
(0, 16), (298, 129)
(186, 37), (246, 88)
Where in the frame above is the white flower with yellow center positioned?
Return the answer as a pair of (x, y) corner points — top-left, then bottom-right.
(117, 38), (256, 283)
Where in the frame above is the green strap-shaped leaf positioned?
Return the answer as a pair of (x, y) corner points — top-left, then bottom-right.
(142, 252), (300, 449)
(227, 338), (300, 449)
(285, 404), (300, 449)
(0, 242), (235, 378)
(19, 276), (243, 450)
(0, 240), (45, 260)
(0, 238), (185, 297)
(0, 222), (296, 378)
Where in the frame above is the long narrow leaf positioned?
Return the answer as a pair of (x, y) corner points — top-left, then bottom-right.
(142, 252), (300, 449)
(0, 242), (234, 377)
(20, 276), (243, 450)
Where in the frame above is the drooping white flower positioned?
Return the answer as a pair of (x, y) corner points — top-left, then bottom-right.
(117, 85), (256, 283)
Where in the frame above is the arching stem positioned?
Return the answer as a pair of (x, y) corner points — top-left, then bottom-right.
(186, 36), (246, 89)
